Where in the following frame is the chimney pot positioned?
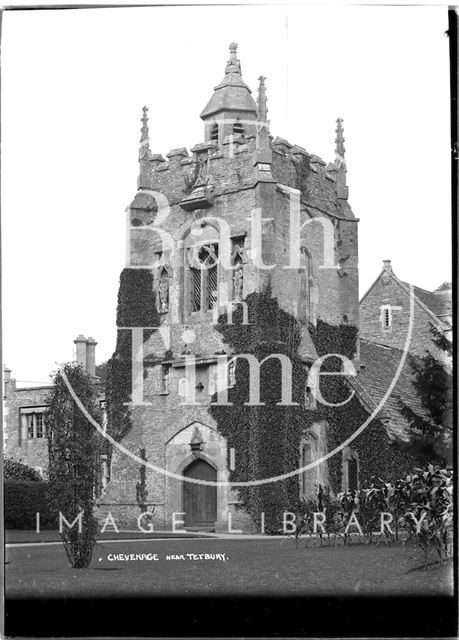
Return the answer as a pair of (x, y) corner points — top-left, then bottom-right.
(74, 335), (87, 370)
(86, 337), (97, 378)
(383, 259), (392, 272)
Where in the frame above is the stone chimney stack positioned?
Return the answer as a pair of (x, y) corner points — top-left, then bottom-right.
(74, 335), (98, 378)
(3, 366), (12, 398)
(383, 259), (392, 273)
(74, 334), (88, 370)
(86, 337), (97, 378)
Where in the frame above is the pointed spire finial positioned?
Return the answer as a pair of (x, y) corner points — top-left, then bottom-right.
(225, 41), (241, 74)
(140, 105), (149, 144)
(335, 117), (348, 200)
(257, 76), (269, 127)
(335, 117), (346, 167)
(254, 75), (272, 171)
(139, 105), (151, 162)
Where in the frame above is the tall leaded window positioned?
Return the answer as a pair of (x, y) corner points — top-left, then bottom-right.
(27, 412), (45, 439)
(189, 243), (219, 312)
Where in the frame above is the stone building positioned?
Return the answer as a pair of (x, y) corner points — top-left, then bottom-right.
(4, 44), (450, 534)
(97, 42), (378, 533)
(359, 260), (452, 362)
(3, 336), (109, 487)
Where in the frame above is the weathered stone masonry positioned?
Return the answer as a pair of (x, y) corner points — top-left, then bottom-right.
(97, 43), (359, 531)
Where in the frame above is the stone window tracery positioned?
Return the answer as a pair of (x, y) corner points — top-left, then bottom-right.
(188, 243), (219, 312)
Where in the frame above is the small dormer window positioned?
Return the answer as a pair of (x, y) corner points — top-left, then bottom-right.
(233, 121), (244, 136)
(210, 123), (219, 141)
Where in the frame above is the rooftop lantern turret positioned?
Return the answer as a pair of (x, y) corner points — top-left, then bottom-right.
(200, 43), (258, 143)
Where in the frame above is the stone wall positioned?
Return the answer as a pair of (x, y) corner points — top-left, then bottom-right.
(109, 114), (360, 532)
(359, 271), (446, 361)
(3, 381), (51, 473)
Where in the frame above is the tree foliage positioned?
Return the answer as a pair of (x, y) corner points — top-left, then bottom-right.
(398, 324), (452, 466)
(45, 363), (101, 568)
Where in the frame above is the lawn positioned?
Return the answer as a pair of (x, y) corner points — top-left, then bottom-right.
(5, 537), (453, 598)
(5, 528), (209, 544)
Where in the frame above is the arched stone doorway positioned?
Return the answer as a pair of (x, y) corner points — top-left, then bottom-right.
(183, 459), (217, 527)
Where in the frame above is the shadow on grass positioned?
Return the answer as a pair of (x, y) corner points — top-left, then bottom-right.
(405, 557), (454, 574)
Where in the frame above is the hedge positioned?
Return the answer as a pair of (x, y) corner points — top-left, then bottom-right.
(4, 481), (57, 529)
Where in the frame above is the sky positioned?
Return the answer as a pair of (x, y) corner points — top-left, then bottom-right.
(1, 4), (452, 385)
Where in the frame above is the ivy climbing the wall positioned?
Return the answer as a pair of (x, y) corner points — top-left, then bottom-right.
(105, 268), (160, 444)
(209, 291), (419, 534)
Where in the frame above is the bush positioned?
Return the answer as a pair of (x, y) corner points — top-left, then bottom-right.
(4, 456), (41, 481)
(4, 481), (57, 529)
(46, 363), (101, 568)
(290, 465), (453, 567)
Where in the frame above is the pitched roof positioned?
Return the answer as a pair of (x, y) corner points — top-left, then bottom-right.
(360, 265), (450, 329)
(400, 283), (447, 317)
(354, 339), (429, 441)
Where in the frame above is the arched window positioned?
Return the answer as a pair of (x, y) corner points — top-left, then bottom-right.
(189, 244), (219, 312)
(210, 123), (219, 141)
(298, 246), (311, 321)
(233, 121), (244, 136)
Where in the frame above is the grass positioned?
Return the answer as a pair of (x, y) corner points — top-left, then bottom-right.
(5, 537), (453, 598)
(5, 528), (210, 544)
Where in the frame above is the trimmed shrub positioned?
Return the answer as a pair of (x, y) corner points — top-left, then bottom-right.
(4, 456), (41, 481)
(4, 480), (57, 529)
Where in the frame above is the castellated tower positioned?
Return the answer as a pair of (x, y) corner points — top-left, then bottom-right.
(98, 43), (359, 532)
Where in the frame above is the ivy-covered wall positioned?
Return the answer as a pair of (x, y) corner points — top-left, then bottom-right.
(105, 268), (160, 444)
(105, 272), (418, 533)
(209, 291), (418, 533)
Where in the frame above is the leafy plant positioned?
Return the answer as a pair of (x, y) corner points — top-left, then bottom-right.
(403, 465), (453, 569)
(45, 363), (101, 568)
(398, 324), (452, 466)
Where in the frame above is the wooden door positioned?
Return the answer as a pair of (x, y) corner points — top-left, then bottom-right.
(183, 459), (217, 527)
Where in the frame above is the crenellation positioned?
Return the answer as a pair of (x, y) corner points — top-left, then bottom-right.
(291, 144), (309, 157)
(272, 136), (293, 156)
(166, 147), (189, 159)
